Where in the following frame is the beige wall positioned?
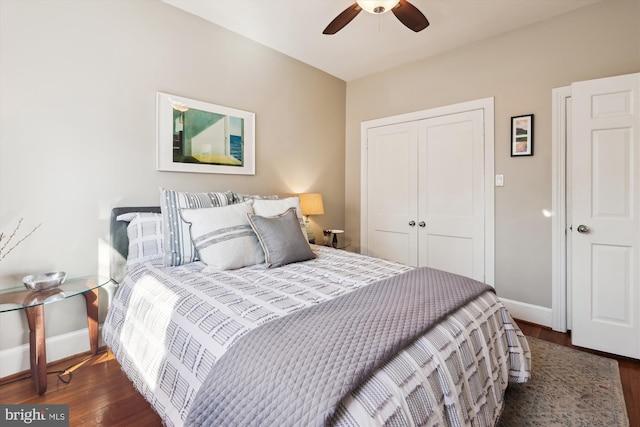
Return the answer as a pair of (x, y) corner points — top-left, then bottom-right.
(345, 1), (640, 307)
(0, 0), (345, 374)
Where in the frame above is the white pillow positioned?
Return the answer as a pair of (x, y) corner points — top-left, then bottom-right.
(251, 197), (308, 241)
(179, 201), (264, 270)
(116, 212), (163, 265)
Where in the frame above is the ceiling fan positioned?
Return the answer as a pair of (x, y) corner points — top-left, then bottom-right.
(323, 0), (429, 35)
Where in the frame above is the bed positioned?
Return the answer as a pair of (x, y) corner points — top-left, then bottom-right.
(103, 191), (530, 427)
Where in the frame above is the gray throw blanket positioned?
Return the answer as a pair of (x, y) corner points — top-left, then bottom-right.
(185, 267), (494, 427)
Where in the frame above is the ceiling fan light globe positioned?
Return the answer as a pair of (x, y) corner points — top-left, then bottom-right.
(356, 0), (400, 14)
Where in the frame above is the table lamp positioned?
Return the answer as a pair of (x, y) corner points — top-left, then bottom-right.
(299, 193), (324, 244)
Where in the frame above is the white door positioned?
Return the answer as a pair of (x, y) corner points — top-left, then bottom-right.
(418, 111), (485, 281)
(571, 73), (640, 358)
(364, 110), (485, 281)
(365, 122), (419, 266)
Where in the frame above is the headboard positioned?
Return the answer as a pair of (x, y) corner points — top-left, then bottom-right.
(110, 206), (161, 283)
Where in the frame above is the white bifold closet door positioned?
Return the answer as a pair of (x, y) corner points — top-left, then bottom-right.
(364, 110), (485, 282)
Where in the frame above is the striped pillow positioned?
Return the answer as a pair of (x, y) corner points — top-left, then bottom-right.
(160, 188), (236, 266)
(233, 193), (279, 203)
(116, 212), (163, 265)
(179, 201), (264, 270)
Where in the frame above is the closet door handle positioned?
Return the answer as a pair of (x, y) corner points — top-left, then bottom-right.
(418, 221), (426, 227)
(409, 221), (416, 227)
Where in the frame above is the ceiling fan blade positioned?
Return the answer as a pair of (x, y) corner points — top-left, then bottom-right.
(323, 2), (362, 35)
(392, 0), (429, 32)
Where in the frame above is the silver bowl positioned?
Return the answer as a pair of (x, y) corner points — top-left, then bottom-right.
(23, 271), (67, 291)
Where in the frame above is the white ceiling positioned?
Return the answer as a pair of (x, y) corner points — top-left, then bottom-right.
(162, 0), (601, 82)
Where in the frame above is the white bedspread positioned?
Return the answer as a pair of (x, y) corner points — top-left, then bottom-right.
(103, 246), (530, 427)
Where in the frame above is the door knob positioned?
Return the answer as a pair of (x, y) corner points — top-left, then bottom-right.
(409, 221), (416, 227)
(418, 221), (426, 227)
(577, 224), (590, 234)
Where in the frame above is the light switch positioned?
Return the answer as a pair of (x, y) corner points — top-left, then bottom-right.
(495, 174), (504, 187)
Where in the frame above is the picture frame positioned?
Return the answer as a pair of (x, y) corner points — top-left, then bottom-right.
(510, 114), (534, 157)
(156, 92), (255, 174)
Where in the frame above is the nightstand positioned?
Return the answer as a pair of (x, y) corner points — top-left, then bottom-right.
(0, 276), (111, 394)
(323, 229), (350, 249)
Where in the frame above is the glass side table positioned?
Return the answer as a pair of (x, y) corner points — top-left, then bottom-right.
(0, 276), (112, 395)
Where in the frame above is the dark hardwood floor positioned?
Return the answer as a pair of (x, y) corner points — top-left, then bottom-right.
(1, 320), (638, 426)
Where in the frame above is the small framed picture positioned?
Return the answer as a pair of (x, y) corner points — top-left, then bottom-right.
(511, 114), (534, 157)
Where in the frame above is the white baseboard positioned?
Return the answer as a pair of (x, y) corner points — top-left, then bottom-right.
(0, 326), (104, 379)
(500, 298), (552, 328)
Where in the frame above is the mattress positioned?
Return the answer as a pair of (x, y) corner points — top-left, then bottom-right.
(102, 245), (530, 427)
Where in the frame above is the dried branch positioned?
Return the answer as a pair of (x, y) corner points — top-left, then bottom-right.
(0, 219), (42, 261)
(0, 218), (23, 253)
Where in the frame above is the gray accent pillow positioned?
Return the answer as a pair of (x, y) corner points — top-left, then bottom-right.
(248, 207), (316, 268)
(251, 196), (308, 241)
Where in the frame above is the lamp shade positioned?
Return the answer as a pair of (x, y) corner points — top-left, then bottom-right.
(299, 193), (324, 216)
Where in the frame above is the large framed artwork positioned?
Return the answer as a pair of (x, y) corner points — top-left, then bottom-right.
(510, 114), (534, 157)
(156, 92), (255, 174)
